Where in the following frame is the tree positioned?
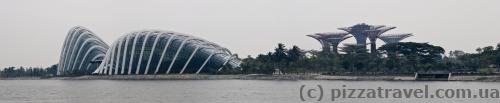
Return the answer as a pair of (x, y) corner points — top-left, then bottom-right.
(272, 43), (287, 63)
(476, 48), (483, 53)
(449, 50), (465, 58)
(340, 44), (368, 54)
(0, 64), (57, 78)
(285, 45), (305, 73)
(46, 64), (58, 76)
(287, 45), (303, 62)
(238, 42), (500, 75)
(483, 46), (494, 52)
(271, 43), (288, 73)
(379, 42), (445, 73)
(340, 44), (369, 74)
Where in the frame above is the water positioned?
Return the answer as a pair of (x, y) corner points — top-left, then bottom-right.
(0, 80), (499, 103)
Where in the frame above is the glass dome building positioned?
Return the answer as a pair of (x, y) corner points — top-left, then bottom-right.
(57, 26), (109, 75)
(58, 26), (241, 75)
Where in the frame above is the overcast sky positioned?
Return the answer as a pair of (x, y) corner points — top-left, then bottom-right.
(1, 0), (499, 68)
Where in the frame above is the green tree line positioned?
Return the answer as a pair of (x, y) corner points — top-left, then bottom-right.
(238, 42), (500, 75)
(3, 42), (500, 76)
(0, 64), (57, 78)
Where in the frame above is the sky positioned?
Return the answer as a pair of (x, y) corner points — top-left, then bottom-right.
(1, 0), (500, 68)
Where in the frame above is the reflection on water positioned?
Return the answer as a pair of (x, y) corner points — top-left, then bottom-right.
(0, 80), (498, 103)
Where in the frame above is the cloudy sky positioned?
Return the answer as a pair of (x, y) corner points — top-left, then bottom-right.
(1, 0), (499, 68)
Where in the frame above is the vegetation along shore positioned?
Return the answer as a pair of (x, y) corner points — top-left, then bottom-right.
(1, 74), (499, 82)
(2, 42), (500, 81)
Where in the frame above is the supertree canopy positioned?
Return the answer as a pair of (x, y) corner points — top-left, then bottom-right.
(378, 33), (414, 44)
(308, 23), (413, 54)
(307, 32), (352, 54)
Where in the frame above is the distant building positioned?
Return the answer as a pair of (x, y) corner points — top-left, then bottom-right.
(58, 26), (241, 75)
(57, 26), (109, 75)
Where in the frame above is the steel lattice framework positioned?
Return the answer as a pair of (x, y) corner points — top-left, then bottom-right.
(57, 26), (109, 75)
(364, 26), (396, 54)
(58, 26), (241, 75)
(336, 23), (412, 54)
(307, 32), (352, 54)
(309, 23), (414, 54)
(94, 30), (241, 75)
(378, 33), (413, 44)
(338, 23), (379, 45)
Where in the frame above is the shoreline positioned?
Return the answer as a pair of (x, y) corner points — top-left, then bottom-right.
(1, 74), (500, 81)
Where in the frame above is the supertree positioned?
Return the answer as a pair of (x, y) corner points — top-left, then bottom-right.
(378, 33), (413, 44)
(364, 26), (396, 54)
(307, 32), (351, 54)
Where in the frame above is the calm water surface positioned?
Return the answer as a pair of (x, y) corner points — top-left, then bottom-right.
(0, 80), (499, 103)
